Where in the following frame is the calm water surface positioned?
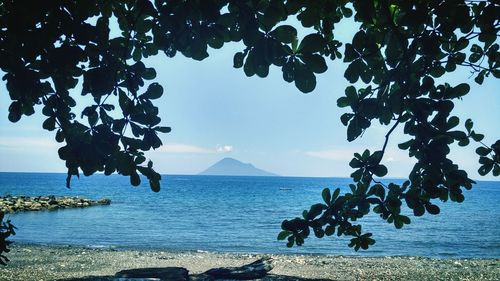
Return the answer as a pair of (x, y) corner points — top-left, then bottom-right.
(0, 173), (498, 258)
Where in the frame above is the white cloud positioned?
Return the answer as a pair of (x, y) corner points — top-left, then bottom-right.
(304, 146), (415, 178)
(0, 137), (233, 156)
(159, 143), (233, 154)
(305, 147), (408, 162)
(159, 143), (213, 153)
(304, 149), (354, 161)
(0, 137), (58, 149)
(216, 145), (233, 153)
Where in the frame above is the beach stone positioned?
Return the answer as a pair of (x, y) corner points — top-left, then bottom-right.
(115, 267), (189, 281)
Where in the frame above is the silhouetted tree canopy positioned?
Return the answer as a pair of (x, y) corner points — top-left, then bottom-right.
(0, 0), (499, 260)
(0, 212), (15, 265)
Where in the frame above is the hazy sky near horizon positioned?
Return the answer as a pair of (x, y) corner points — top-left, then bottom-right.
(1, 20), (499, 180)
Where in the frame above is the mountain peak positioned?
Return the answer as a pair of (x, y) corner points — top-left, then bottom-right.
(219, 157), (243, 163)
(199, 158), (277, 177)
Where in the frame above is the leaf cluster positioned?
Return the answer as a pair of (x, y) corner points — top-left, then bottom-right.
(0, 212), (15, 266)
(1, 0), (168, 190)
(278, 0), (499, 250)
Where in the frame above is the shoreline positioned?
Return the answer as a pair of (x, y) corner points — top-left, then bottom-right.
(0, 244), (498, 281)
(7, 241), (500, 260)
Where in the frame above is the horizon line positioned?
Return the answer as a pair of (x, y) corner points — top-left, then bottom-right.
(0, 171), (498, 182)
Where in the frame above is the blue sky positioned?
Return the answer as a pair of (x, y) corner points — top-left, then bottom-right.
(0, 22), (499, 180)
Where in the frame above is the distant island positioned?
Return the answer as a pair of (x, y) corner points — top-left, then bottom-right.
(199, 158), (278, 176)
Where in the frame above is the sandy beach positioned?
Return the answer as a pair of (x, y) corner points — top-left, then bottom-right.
(0, 244), (498, 281)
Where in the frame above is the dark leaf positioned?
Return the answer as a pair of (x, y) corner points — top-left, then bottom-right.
(277, 230), (291, 240)
(270, 25), (297, 44)
(300, 54), (327, 73)
(8, 102), (21, 123)
(233, 52), (245, 68)
(130, 172), (141, 186)
(141, 83), (164, 100)
(476, 147), (492, 156)
(322, 188), (331, 205)
(470, 131), (484, 142)
(465, 119), (473, 132)
(142, 68), (157, 80)
(425, 204), (440, 215)
(154, 126), (172, 133)
(149, 179), (160, 192)
(294, 62), (316, 93)
(298, 34), (326, 53)
(42, 117), (56, 131)
(398, 140), (413, 150)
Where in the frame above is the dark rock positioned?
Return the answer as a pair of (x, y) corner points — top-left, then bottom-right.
(97, 198), (111, 205)
(115, 267), (189, 281)
(48, 199), (58, 205)
(48, 204), (58, 210)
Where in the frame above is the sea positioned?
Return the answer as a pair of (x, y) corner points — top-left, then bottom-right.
(0, 172), (498, 258)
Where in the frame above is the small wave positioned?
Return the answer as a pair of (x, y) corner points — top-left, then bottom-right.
(438, 252), (458, 257)
(85, 244), (116, 250)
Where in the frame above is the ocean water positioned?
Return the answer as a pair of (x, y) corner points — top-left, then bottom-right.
(0, 172), (498, 258)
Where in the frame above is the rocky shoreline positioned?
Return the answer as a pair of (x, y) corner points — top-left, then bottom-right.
(0, 195), (111, 213)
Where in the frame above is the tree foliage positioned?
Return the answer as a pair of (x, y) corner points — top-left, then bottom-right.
(0, 0), (499, 260)
(0, 212), (15, 265)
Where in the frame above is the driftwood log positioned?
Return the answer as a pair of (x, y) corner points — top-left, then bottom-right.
(204, 257), (274, 280)
(115, 267), (188, 281)
(113, 258), (273, 280)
